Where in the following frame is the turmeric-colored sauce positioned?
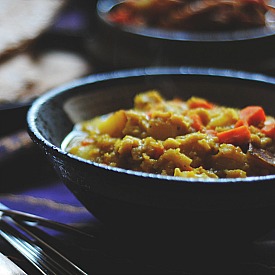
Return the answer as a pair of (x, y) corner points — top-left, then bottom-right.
(63, 91), (275, 178)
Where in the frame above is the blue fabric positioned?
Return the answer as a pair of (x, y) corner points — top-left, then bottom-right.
(0, 179), (100, 227)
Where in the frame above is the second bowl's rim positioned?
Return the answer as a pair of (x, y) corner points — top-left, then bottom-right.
(27, 66), (275, 185)
(97, 0), (275, 43)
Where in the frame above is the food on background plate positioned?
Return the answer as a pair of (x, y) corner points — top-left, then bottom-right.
(0, 0), (92, 104)
(0, 50), (91, 103)
(63, 90), (275, 179)
(107, 0), (273, 31)
(0, 0), (66, 60)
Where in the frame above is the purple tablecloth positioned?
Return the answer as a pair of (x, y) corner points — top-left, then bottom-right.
(0, 180), (98, 227)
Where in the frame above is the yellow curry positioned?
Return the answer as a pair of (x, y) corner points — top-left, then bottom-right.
(63, 90), (275, 178)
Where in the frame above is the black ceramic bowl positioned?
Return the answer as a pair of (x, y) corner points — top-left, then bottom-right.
(27, 67), (275, 246)
(88, 0), (275, 73)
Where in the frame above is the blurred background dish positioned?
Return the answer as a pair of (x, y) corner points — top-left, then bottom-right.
(0, 0), (66, 60)
(0, 33), (93, 136)
(28, 67), (275, 246)
(88, 0), (275, 74)
(0, 0), (96, 136)
(105, 0), (272, 31)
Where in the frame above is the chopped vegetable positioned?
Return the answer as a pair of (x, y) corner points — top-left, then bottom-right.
(217, 125), (251, 145)
(190, 114), (204, 131)
(234, 119), (247, 127)
(187, 97), (214, 109)
(261, 123), (275, 139)
(98, 110), (127, 138)
(239, 106), (266, 127)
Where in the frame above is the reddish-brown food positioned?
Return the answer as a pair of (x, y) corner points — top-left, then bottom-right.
(107, 0), (272, 31)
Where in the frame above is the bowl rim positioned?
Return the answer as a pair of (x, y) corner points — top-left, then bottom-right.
(97, 0), (275, 43)
(27, 66), (275, 185)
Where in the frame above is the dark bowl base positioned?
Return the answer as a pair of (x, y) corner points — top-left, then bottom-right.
(66, 182), (272, 272)
(66, 181), (275, 246)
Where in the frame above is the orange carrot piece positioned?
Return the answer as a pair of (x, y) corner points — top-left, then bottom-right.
(188, 98), (214, 109)
(239, 106), (266, 126)
(190, 114), (204, 131)
(261, 123), (275, 139)
(217, 126), (251, 145)
(234, 119), (248, 128)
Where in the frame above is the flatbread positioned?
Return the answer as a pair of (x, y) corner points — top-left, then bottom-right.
(0, 50), (91, 103)
(0, 0), (66, 59)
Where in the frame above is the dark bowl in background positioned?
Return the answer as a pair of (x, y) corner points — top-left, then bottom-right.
(27, 67), (275, 248)
(88, 0), (275, 74)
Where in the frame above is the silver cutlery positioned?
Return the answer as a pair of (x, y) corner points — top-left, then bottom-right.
(0, 205), (94, 275)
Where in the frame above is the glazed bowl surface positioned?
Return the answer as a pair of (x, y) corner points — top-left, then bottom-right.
(27, 67), (275, 243)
